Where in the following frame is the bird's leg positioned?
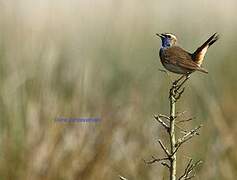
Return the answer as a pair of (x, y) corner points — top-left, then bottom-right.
(173, 75), (185, 86)
(175, 74), (190, 92)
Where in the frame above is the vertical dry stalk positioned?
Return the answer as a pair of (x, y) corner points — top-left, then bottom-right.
(169, 84), (177, 180)
(146, 75), (203, 180)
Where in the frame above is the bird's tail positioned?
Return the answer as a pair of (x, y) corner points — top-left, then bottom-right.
(192, 33), (219, 66)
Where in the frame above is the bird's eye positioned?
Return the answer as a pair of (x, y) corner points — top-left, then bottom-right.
(167, 35), (171, 38)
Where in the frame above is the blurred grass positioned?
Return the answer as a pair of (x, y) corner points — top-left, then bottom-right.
(0, 0), (237, 179)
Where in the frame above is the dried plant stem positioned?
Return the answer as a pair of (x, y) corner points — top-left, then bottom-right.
(169, 84), (177, 180)
(145, 75), (202, 180)
(168, 76), (190, 180)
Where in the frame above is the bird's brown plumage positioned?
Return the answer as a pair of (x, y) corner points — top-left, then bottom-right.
(160, 46), (208, 74)
(158, 33), (219, 75)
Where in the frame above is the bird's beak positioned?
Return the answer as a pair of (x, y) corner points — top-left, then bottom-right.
(156, 33), (164, 38)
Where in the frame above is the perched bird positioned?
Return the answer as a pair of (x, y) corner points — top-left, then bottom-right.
(157, 33), (219, 75)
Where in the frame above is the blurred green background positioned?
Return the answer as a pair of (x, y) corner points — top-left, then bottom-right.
(0, 0), (237, 179)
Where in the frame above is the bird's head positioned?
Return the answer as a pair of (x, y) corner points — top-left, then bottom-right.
(156, 33), (177, 48)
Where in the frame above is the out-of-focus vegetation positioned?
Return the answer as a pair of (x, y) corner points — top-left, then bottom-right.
(0, 0), (237, 179)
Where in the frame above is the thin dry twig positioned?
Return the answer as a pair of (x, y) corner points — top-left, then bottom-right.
(158, 68), (168, 73)
(175, 111), (187, 119)
(119, 175), (128, 180)
(158, 139), (171, 157)
(144, 156), (169, 165)
(173, 126), (202, 155)
(161, 162), (170, 169)
(178, 159), (202, 180)
(175, 124), (188, 134)
(154, 114), (169, 132)
(176, 125), (203, 148)
(177, 117), (196, 124)
(158, 114), (170, 120)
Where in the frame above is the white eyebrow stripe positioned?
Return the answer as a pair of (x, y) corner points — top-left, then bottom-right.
(165, 33), (177, 40)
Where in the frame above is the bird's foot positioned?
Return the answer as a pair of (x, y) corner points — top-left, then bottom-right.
(174, 74), (190, 93)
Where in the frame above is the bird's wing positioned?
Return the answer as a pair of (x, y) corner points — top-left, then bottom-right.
(162, 46), (207, 73)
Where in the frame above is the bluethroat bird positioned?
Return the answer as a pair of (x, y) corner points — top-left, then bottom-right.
(157, 33), (219, 84)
